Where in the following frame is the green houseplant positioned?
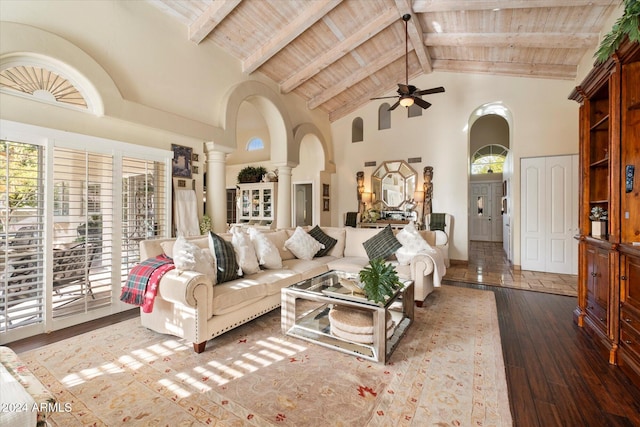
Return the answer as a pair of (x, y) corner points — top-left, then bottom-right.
(237, 166), (267, 183)
(595, 0), (640, 63)
(359, 258), (403, 304)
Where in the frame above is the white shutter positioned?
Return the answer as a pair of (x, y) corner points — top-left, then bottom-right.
(0, 140), (45, 332)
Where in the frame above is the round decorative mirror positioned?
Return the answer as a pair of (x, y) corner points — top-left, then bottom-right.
(371, 160), (417, 210)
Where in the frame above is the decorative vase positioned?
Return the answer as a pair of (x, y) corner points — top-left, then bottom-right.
(591, 221), (607, 238)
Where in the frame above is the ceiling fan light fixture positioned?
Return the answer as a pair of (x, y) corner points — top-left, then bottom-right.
(399, 96), (414, 107)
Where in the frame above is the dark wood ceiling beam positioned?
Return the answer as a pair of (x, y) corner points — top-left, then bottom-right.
(395, 0), (433, 73)
(413, 0), (616, 12)
(280, 8), (399, 93)
(433, 59), (576, 79)
(308, 43), (406, 109)
(242, 0), (342, 74)
(188, 0), (242, 44)
(424, 32), (599, 48)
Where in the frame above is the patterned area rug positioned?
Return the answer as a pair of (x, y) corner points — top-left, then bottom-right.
(19, 285), (512, 426)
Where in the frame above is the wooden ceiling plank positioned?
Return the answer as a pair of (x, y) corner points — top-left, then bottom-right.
(413, 0), (616, 13)
(395, 0), (433, 73)
(188, 0), (242, 44)
(432, 59), (576, 79)
(281, 8), (399, 93)
(242, 0), (343, 74)
(308, 44), (406, 109)
(424, 32), (599, 48)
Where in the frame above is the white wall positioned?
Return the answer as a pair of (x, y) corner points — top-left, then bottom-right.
(331, 71), (579, 264)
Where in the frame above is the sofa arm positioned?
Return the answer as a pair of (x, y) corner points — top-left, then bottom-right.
(409, 254), (436, 305)
(158, 270), (214, 308)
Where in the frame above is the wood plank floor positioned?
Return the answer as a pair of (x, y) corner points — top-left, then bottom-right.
(7, 283), (640, 426)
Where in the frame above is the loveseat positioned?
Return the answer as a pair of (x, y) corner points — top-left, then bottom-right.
(138, 225), (445, 353)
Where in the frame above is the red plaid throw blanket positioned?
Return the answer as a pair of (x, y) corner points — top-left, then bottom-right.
(121, 255), (175, 313)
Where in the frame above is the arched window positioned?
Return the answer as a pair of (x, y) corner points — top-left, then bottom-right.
(378, 104), (391, 130)
(352, 117), (363, 142)
(471, 144), (508, 174)
(246, 137), (264, 151)
(0, 65), (89, 111)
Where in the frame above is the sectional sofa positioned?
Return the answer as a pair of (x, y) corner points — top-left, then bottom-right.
(138, 225), (445, 353)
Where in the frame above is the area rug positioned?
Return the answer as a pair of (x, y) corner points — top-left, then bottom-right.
(18, 285), (512, 426)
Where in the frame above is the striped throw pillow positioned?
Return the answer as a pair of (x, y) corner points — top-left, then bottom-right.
(308, 225), (337, 257)
(362, 225), (402, 260)
(208, 231), (240, 283)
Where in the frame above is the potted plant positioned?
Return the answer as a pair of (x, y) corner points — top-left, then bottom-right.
(237, 166), (267, 183)
(199, 214), (212, 234)
(359, 258), (403, 304)
(589, 206), (608, 237)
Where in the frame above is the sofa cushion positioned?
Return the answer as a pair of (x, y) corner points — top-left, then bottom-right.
(284, 226), (324, 260)
(248, 228), (283, 269)
(344, 227), (380, 258)
(326, 256), (370, 274)
(208, 231), (241, 283)
(265, 229), (296, 261)
(308, 225), (337, 257)
(230, 227), (261, 275)
(282, 258), (330, 280)
(160, 236), (209, 258)
(322, 227), (346, 257)
(211, 279), (267, 315)
(362, 225), (402, 260)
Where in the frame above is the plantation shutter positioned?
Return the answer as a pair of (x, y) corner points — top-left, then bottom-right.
(51, 147), (114, 319)
(0, 140), (45, 332)
(121, 158), (168, 279)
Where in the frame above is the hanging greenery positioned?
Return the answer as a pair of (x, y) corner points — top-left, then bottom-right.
(594, 0), (640, 63)
(237, 166), (267, 183)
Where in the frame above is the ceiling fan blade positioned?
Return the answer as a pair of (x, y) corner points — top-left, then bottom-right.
(388, 100), (401, 111)
(370, 95), (401, 100)
(415, 86), (445, 96)
(413, 97), (431, 109)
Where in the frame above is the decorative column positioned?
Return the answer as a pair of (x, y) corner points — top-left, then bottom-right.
(204, 143), (228, 233)
(276, 165), (292, 229)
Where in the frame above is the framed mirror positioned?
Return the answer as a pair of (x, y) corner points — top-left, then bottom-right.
(371, 160), (417, 210)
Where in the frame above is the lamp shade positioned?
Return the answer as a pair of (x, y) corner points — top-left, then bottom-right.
(362, 192), (372, 203)
(413, 190), (425, 202)
(399, 96), (414, 107)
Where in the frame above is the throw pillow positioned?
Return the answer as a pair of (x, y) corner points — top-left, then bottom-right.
(172, 236), (217, 278)
(362, 225), (402, 260)
(308, 225), (337, 257)
(247, 228), (283, 269)
(396, 221), (436, 265)
(208, 231), (241, 283)
(230, 226), (261, 275)
(284, 226), (325, 260)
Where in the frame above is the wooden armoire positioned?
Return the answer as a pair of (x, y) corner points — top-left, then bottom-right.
(569, 37), (640, 384)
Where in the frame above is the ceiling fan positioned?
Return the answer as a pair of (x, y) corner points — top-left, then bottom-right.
(371, 14), (445, 111)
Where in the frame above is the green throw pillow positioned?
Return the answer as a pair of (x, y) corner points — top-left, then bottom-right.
(308, 225), (337, 257)
(362, 225), (402, 260)
(208, 231), (240, 283)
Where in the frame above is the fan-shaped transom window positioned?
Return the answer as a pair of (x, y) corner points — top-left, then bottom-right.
(0, 66), (88, 109)
(246, 137), (264, 151)
(471, 144), (508, 174)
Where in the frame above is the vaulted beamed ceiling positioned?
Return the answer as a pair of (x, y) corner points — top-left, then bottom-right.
(148, 0), (618, 121)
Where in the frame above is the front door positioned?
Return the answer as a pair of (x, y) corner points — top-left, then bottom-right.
(469, 182), (503, 242)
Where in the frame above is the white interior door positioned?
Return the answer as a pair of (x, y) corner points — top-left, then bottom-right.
(521, 155), (578, 274)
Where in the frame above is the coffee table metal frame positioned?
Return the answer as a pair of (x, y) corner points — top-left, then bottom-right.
(281, 270), (414, 363)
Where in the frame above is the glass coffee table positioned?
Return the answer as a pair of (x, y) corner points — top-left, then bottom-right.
(281, 270), (413, 363)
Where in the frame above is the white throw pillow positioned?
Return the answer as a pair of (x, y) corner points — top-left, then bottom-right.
(284, 226), (324, 260)
(230, 226), (261, 275)
(395, 221), (434, 265)
(172, 236), (217, 278)
(248, 228), (282, 269)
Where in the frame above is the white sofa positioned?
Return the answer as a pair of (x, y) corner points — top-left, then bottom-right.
(138, 226), (444, 353)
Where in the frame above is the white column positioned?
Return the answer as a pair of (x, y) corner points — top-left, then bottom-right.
(276, 165), (292, 228)
(204, 145), (228, 233)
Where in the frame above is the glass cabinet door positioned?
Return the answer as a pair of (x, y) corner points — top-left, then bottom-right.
(251, 189), (260, 217)
(241, 189), (251, 217)
(263, 189), (272, 218)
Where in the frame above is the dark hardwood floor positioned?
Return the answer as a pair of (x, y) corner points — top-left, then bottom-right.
(6, 284), (640, 426)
